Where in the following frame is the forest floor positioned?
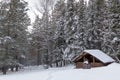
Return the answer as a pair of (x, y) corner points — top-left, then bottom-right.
(0, 63), (120, 80)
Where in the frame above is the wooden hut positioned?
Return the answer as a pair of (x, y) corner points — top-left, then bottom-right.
(73, 49), (115, 69)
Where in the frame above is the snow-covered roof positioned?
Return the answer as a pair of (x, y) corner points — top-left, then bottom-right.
(83, 49), (115, 63)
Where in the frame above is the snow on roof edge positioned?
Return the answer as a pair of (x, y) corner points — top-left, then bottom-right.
(84, 49), (115, 63)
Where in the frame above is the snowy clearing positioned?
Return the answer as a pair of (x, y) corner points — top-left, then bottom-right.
(0, 63), (120, 80)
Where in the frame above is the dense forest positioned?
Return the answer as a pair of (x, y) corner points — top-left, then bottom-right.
(0, 0), (120, 74)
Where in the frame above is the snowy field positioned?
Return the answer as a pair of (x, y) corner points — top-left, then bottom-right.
(0, 63), (120, 80)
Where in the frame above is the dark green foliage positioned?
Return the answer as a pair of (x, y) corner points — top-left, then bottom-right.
(0, 0), (30, 73)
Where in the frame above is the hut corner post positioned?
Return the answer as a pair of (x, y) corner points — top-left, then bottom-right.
(93, 56), (95, 67)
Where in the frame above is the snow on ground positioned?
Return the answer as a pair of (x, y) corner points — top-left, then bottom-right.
(51, 63), (120, 80)
(0, 63), (120, 80)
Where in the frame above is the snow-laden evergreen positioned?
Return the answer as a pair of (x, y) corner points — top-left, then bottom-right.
(30, 0), (120, 68)
(0, 0), (30, 74)
(0, 0), (120, 75)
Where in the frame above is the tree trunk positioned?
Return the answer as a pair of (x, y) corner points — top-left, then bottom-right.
(49, 62), (53, 67)
(11, 66), (14, 72)
(63, 60), (66, 66)
(56, 61), (59, 67)
(2, 66), (7, 75)
(15, 65), (19, 71)
(60, 61), (62, 67)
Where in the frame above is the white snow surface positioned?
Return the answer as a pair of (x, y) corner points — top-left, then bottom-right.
(84, 49), (115, 63)
(1, 63), (120, 80)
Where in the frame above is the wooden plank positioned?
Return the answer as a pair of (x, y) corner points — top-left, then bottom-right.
(93, 56), (95, 64)
(83, 56), (85, 62)
(83, 52), (87, 62)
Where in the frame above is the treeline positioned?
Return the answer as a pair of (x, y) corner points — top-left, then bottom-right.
(30, 0), (120, 67)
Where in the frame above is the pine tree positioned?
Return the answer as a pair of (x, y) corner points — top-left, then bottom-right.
(86, 0), (106, 49)
(0, 0), (16, 74)
(0, 0), (30, 74)
(102, 0), (120, 62)
(73, 0), (87, 55)
(32, 14), (56, 67)
(52, 0), (67, 66)
(63, 0), (77, 62)
(31, 16), (45, 65)
(109, 0), (120, 54)
(65, 0), (76, 40)
(8, 0), (30, 65)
